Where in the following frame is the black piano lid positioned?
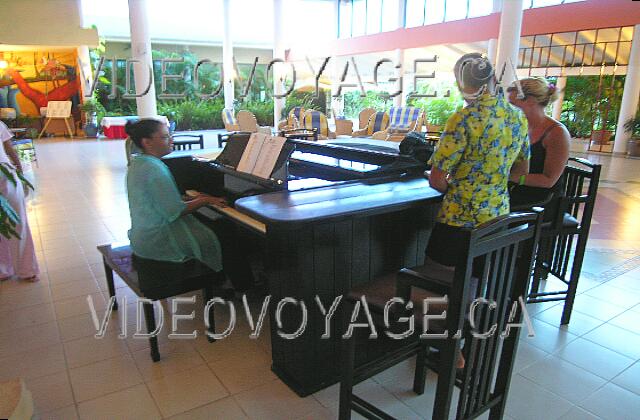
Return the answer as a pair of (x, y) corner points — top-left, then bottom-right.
(235, 175), (442, 228)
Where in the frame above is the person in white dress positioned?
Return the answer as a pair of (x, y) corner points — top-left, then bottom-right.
(0, 121), (38, 281)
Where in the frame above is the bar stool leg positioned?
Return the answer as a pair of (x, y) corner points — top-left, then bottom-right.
(338, 334), (355, 420)
(413, 344), (428, 395)
(143, 301), (160, 362)
(203, 286), (216, 343)
(103, 257), (118, 310)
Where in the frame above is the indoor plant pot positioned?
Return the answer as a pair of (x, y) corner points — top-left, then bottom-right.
(79, 99), (100, 138)
(623, 115), (640, 157)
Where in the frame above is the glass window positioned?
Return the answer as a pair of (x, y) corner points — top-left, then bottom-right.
(352, 0), (367, 37)
(339, 0), (353, 38)
(467, 0), (493, 18)
(620, 26), (634, 42)
(582, 44), (595, 66)
(445, 0), (469, 22)
(366, 0), (383, 34)
(518, 49), (530, 68)
(548, 46), (568, 67)
(576, 30), (596, 45)
(531, 0), (561, 8)
(597, 28), (623, 43)
(535, 35), (551, 48)
(617, 42), (631, 66)
(424, 0), (445, 25)
(528, 0), (586, 8)
(381, 0), (400, 32)
(552, 32), (576, 46)
(405, 0), (425, 28)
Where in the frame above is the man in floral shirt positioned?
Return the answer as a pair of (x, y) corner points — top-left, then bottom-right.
(426, 53), (530, 267)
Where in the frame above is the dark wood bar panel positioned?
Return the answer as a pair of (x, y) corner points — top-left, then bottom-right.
(164, 139), (442, 396)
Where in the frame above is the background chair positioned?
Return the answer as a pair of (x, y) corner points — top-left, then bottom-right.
(527, 157), (601, 325)
(339, 210), (542, 420)
(221, 109), (240, 132)
(352, 112), (390, 137)
(371, 106), (424, 141)
(278, 106), (306, 130)
(334, 118), (354, 137)
(301, 110), (335, 140)
(172, 133), (204, 150)
(357, 108), (376, 130)
(237, 110), (271, 134)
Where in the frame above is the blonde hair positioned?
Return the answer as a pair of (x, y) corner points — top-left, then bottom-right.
(514, 77), (559, 107)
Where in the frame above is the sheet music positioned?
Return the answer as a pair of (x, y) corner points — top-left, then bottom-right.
(236, 132), (266, 174)
(252, 135), (286, 179)
(235, 132), (286, 179)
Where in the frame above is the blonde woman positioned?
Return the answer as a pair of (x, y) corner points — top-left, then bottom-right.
(507, 78), (570, 212)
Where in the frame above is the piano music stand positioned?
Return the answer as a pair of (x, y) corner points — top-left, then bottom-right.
(212, 132), (294, 196)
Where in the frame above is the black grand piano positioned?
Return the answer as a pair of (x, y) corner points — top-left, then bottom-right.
(164, 133), (443, 396)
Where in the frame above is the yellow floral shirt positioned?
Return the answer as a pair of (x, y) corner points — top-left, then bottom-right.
(429, 92), (529, 228)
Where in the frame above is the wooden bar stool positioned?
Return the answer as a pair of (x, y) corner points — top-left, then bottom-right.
(339, 211), (543, 420)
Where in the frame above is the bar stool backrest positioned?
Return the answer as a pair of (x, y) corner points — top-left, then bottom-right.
(540, 157), (601, 304)
(560, 157), (601, 228)
(442, 211), (543, 419)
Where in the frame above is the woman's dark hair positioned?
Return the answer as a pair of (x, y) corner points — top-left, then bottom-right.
(125, 119), (164, 149)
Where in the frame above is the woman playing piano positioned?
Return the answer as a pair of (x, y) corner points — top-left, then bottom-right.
(125, 119), (230, 287)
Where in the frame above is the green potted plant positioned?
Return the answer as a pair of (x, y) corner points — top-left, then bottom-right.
(623, 114), (640, 157)
(80, 99), (100, 138)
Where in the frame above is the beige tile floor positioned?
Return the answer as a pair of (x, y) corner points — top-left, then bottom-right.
(0, 133), (639, 419)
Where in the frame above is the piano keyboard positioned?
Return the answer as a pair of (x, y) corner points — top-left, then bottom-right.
(186, 190), (267, 235)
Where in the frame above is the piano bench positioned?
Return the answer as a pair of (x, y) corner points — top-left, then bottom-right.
(97, 243), (223, 362)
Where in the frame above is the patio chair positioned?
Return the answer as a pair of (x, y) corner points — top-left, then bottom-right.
(371, 106), (424, 142)
(221, 109), (240, 132)
(357, 108), (376, 130)
(301, 110), (335, 140)
(352, 111), (390, 137)
(277, 106), (306, 131)
(237, 110), (271, 134)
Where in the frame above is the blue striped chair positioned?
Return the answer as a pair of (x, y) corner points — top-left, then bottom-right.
(277, 106), (306, 130)
(301, 110), (335, 140)
(221, 109), (239, 131)
(372, 106), (424, 141)
(352, 112), (390, 137)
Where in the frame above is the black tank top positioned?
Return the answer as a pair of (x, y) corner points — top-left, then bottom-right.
(510, 123), (563, 209)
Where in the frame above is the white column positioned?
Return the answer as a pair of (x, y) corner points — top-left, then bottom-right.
(495, 0), (523, 86)
(331, 58), (343, 118)
(127, 0), (157, 117)
(486, 0), (502, 65)
(394, 0), (406, 107)
(75, 0), (93, 99)
(273, 0), (285, 126)
(222, 0), (235, 110)
(76, 46), (93, 98)
(552, 76), (567, 121)
(330, 0), (342, 118)
(394, 49), (405, 107)
(614, 24), (640, 155)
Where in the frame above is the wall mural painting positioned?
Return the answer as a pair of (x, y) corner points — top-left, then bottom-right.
(0, 51), (80, 117)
